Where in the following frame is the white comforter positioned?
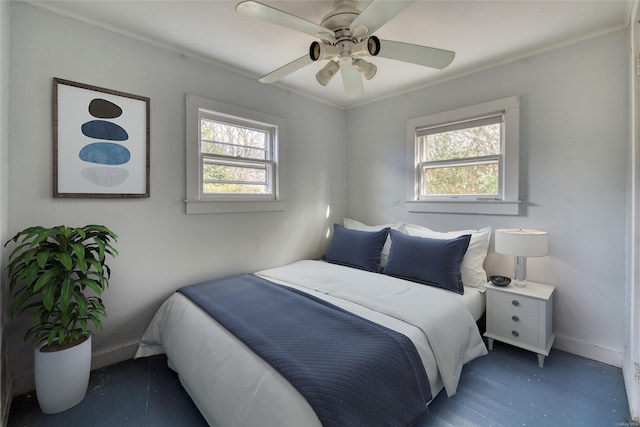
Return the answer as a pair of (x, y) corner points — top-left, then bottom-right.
(135, 260), (487, 427)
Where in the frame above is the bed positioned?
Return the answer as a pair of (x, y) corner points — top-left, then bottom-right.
(135, 221), (490, 427)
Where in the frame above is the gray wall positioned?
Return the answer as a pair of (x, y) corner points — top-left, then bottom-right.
(345, 29), (630, 365)
(6, 2), (347, 392)
(1, 0), (11, 419)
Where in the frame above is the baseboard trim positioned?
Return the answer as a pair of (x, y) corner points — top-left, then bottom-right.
(623, 357), (640, 422)
(2, 378), (12, 426)
(11, 372), (33, 399)
(554, 334), (625, 367)
(91, 341), (139, 371)
(10, 340), (139, 397)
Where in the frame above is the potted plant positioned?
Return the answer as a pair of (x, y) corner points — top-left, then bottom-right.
(5, 224), (118, 414)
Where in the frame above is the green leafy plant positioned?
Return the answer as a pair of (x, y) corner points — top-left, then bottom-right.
(5, 225), (118, 349)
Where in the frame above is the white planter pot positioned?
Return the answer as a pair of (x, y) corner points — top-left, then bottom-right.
(34, 334), (92, 414)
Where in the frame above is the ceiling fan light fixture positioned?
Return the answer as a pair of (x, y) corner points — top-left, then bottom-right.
(310, 41), (340, 62)
(352, 35), (381, 57)
(316, 60), (340, 86)
(353, 58), (377, 80)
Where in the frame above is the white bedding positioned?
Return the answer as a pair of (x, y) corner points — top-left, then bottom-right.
(135, 260), (487, 427)
(460, 283), (486, 322)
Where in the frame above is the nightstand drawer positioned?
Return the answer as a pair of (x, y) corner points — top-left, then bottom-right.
(491, 321), (539, 348)
(491, 309), (538, 330)
(492, 291), (538, 314)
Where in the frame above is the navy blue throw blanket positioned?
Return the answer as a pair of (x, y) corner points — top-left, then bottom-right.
(178, 274), (431, 427)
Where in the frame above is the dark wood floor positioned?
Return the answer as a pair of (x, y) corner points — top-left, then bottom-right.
(8, 341), (634, 426)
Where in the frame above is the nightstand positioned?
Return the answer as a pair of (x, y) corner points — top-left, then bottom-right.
(484, 281), (555, 367)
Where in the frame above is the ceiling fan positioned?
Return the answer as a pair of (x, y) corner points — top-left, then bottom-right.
(235, 0), (455, 99)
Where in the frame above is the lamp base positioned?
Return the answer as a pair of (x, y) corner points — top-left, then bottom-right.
(513, 279), (527, 288)
(513, 256), (528, 288)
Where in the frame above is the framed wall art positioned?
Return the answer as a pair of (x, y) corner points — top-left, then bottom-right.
(53, 78), (150, 198)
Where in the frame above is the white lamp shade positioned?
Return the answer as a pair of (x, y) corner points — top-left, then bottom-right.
(495, 228), (548, 257)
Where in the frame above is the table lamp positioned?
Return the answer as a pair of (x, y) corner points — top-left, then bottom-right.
(494, 228), (548, 288)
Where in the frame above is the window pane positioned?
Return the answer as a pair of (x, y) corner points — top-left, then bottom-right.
(203, 183), (268, 194)
(201, 119), (267, 160)
(420, 123), (500, 162)
(202, 160), (270, 195)
(422, 162), (498, 196)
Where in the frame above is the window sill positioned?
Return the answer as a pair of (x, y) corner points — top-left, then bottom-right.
(405, 200), (521, 215)
(186, 200), (287, 214)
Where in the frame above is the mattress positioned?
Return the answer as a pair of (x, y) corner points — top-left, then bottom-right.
(135, 260), (487, 426)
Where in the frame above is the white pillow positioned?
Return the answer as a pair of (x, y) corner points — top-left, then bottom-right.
(401, 223), (491, 288)
(343, 218), (402, 267)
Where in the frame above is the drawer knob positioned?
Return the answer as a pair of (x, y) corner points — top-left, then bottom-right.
(512, 330), (520, 337)
(512, 315), (520, 322)
(512, 300), (520, 307)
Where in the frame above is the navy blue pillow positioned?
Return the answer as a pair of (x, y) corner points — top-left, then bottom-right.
(325, 224), (390, 272)
(384, 229), (471, 294)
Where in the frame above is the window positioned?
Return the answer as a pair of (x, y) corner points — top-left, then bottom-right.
(406, 96), (520, 215)
(186, 95), (286, 214)
(418, 114), (502, 198)
(200, 113), (274, 197)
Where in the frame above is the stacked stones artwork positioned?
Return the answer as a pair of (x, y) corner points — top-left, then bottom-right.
(54, 78), (148, 197)
(79, 98), (131, 187)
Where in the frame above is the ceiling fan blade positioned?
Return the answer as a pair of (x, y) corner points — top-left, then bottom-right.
(259, 55), (313, 83)
(349, 0), (414, 36)
(340, 60), (364, 99)
(236, 1), (335, 38)
(377, 39), (455, 70)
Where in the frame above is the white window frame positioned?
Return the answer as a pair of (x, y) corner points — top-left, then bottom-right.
(186, 94), (286, 214)
(406, 96), (521, 215)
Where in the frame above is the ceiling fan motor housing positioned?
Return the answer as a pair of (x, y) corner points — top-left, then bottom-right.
(320, 0), (361, 31)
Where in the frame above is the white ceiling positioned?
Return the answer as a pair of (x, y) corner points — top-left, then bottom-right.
(28, 0), (633, 108)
